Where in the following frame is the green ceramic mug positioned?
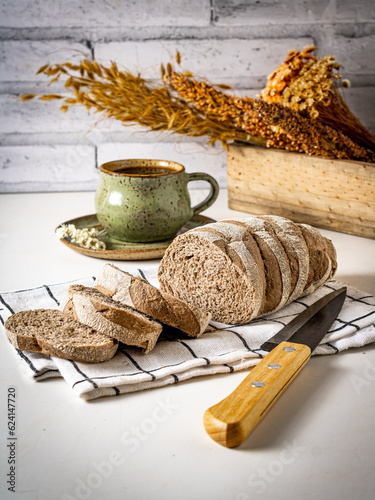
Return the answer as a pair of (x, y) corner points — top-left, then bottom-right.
(95, 159), (219, 243)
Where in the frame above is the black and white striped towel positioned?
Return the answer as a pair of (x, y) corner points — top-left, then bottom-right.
(1, 266), (375, 400)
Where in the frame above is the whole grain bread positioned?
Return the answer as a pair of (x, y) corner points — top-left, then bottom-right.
(61, 284), (162, 353)
(157, 216), (337, 324)
(4, 309), (118, 362)
(94, 264), (212, 337)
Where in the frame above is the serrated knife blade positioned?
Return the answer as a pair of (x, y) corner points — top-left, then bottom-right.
(203, 286), (347, 448)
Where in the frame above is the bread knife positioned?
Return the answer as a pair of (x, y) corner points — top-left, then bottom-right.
(203, 286), (347, 448)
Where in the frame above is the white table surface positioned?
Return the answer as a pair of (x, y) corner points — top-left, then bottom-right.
(0, 189), (374, 500)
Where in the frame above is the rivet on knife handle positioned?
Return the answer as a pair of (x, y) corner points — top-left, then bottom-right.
(203, 341), (311, 448)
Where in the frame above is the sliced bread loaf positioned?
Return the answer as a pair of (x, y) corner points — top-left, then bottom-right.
(4, 309), (118, 363)
(157, 216), (337, 324)
(61, 284), (163, 354)
(94, 264), (212, 337)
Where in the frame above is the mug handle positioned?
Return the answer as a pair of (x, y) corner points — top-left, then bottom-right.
(187, 172), (220, 215)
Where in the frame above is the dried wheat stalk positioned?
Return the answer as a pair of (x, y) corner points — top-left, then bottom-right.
(165, 69), (298, 151)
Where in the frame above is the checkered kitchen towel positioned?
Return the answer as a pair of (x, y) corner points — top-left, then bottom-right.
(1, 265), (375, 400)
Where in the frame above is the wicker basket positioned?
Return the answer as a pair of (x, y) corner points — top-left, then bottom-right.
(227, 144), (375, 239)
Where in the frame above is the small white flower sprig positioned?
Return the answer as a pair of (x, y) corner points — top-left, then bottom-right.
(56, 224), (106, 251)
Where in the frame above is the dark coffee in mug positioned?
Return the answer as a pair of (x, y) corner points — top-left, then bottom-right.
(113, 166), (175, 175)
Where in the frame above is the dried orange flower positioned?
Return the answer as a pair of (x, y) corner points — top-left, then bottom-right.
(261, 45), (342, 118)
(165, 70), (296, 151)
(260, 45), (375, 151)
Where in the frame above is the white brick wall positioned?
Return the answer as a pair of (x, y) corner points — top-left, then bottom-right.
(0, 145), (97, 192)
(0, 41), (91, 83)
(0, 1), (211, 28)
(95, 37), (314, 86)
(1, 0), (374, 192)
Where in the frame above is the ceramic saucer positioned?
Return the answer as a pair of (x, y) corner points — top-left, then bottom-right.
(56, 213), (215, 260)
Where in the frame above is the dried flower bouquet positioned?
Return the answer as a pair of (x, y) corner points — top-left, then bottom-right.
(21, 46), (375, 163)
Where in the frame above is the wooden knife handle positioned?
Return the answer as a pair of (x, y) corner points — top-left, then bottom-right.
(203, 341), (311, 448)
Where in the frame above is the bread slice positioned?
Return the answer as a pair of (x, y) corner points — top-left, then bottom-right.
(258, 216), (309, 303)
(4, 309), (118, 363)
(220, 218), (292, 315)
(297, 223), (337, 295)
(61, 284), (163, 353)
(94, 264), (212, 337)
(191, 223), (266, 319)
(158, 226), (264, 324)
(4, 309), (50, 353)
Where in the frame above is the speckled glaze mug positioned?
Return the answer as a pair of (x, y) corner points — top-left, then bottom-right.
(95, 159), (219, 243)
